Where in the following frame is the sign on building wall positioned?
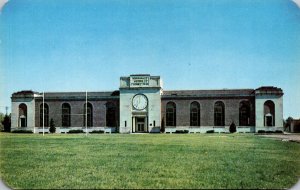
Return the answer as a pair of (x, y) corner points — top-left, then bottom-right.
(130, 76), (150, 87)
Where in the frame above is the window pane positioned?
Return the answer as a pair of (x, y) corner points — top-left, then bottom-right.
(62, 103), (71, 127)
(40, 103), (49, 127)
(84, 103), (93, 127)
(239, 102), (250, 126)
(166, 102), (176, 126)
(106, 102), (116, 127)
(214, 102), (224, 126)
(190, 102), (200, 126)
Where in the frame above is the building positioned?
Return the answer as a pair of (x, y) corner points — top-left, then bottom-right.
(290, 119), (300, 133)
(11, 74), (284, 133)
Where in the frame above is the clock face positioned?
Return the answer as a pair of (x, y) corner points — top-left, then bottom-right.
(132, 94), (148, 110)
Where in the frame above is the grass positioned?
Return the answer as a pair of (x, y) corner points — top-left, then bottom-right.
(0, 133), (299, 189)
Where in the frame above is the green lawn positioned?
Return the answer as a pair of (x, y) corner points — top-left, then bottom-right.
(0, 133), (299, 189)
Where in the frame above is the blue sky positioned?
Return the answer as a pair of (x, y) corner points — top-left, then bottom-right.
(0, 0), (299, 118)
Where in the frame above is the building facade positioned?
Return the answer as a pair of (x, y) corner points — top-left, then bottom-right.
(11, 74), (284, 133)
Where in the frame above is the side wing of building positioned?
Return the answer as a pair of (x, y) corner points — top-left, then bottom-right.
(11, 91), (120, 133)
(161, 87), (283, 133)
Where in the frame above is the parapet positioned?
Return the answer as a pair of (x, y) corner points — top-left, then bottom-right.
(11, 90), (40, 98)
(255, 86), (283, 96)
(120, 74), (162, 89)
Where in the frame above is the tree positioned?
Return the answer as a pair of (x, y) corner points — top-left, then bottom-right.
(0, 112), (4, 131)
(2, 114), (11, 132)
(49, 118), (56, 133)
(229, 122), (236, 133)
(285, 117), (293, 132)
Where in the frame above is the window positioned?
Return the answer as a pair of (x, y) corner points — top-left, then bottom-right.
(19, 103), (27, 127)
(190, 101), (200, 126)
(166, 102), (176, 126)
(264, 100), (275, 126)
(106, 102), (117, 127)
(62, 103), (71, 127)
(214, 101), (225, 126)
(40, 103), (49, 127)
(83, 102), (93, 127)
(239, 101), (250, 126)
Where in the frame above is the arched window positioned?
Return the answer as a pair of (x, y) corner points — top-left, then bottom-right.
(166, 102), (176, 126)
(264, 100), (275, 126)
(190, 101), (200, 126)
(62, 103), (71, 127)
(239, 101), (250, 126)
(106, 102), (117, 127)
(83, 102), (93, 127)
(19, 103), (27, 127)
(214, 101), (225, 126)
(40, 103), (49, 127)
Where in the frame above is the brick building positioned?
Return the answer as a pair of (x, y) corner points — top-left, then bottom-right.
(11, 74), (284, 133)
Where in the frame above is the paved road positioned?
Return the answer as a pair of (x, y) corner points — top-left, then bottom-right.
(0, 180), (10, 190)
(258, 133), (300, 142)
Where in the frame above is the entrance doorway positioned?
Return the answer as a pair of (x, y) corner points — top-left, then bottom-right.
(265, 113), (273, 126)
(135, 117), (146, 132)
(20, 115), (26, 127)
(21, 118), (26, 127)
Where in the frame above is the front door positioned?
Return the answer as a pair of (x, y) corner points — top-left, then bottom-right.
(136, 117), (146, 132)
(137, 123), (144, 132)
(266, 115), (273, 126)
(20, 117), (26, 127)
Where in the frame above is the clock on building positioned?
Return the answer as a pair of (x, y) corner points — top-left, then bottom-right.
(132, 94), (148, 110)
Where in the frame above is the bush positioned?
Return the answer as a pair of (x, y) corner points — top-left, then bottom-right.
(90, 130), (104, 134)
(206, 130), (214, 133)
(175, 130), (189, 133)
(160, 118), (165, 133)
(67, 129), (84, 133)
(229, 122), (237, 133)
(49, 118), (56, 133)
(275, 130), (283, 133)
(12, 130), (33, 133)
(257, 130), (283, 134)
(39, 132), (48, 134)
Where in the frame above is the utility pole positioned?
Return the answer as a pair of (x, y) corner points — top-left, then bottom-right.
(5, 106), (8, 115)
